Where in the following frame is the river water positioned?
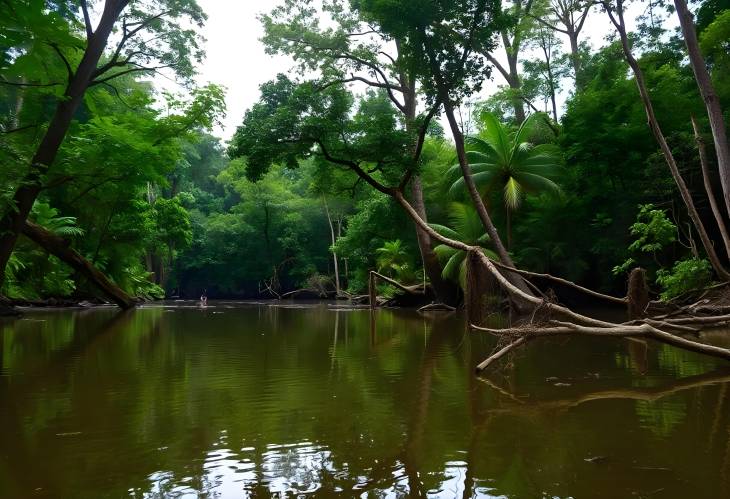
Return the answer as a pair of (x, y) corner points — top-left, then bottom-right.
(1, 302), (729, 498)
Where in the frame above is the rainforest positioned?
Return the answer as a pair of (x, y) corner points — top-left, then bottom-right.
(2, 0), (730, 497)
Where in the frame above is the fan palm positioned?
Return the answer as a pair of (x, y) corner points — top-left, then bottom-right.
(447, 112), (562, 248)
(430, 202), (497, 290)
(375, 239), (416, 282)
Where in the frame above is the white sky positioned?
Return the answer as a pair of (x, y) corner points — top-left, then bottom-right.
(188, 1), (669, 141)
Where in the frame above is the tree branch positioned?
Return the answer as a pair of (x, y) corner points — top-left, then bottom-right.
(49, 43), (74, 83)
(80, 0), (93, 39)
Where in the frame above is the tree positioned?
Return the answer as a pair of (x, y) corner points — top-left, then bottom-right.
(482, 0), (538, 123)
(673, 0), (730, 220)
(448, 112), (562, 248)
(522, 26), (568, 121)
(261, 0), (457, 303)
(431, 202), (497, 288)
(0, 0), (207, 290)
(375, 240), (417, 282)
(355, 0), (534, 295)
(533, 0), (594, 89)
(600, 0), (730, 280)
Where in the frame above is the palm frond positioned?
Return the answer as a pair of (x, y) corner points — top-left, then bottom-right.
(429, 223), (462, 241)
(504, 177), (523, 210)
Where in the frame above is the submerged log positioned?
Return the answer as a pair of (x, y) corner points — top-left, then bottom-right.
(22, 221), (136, 309)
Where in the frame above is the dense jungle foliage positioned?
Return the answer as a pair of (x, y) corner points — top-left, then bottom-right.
(2, 0), (730, 303)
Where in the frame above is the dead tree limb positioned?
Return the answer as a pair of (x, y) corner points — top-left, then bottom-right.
(473, 321), (730, 372)
(490, 258), (628, 305)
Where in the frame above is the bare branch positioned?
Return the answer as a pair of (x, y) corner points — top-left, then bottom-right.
(80, 0), (93, 39)
(49, 43), (74, 83)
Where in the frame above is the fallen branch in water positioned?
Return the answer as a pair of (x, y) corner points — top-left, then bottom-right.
(473, 319), (730, 372)
(418, 302), (456, 312)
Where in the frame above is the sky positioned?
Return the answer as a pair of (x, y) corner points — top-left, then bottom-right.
(188, 1), (661, 141)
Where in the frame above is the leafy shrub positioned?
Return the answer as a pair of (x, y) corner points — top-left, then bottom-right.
(613, 204), (677, 275)
(655, 258), (713, 300)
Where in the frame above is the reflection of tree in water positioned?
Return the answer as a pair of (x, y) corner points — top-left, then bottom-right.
(4, 306), (730, 498)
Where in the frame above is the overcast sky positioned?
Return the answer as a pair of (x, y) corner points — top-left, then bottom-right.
(189, 1), (663, 141)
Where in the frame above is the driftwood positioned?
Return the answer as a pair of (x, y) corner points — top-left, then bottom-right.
(21, 221), (136, 309)
(394, 189), (730, 371)
(418, 302), (456, 312)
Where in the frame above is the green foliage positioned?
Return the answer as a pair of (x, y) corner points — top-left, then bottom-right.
(449, 112), (562, 209)
(375, 240), (417, 283)
(613, 204), (677, 275)
(2, 201), (82, 300)
(656, 258), (713, 301)
(431, 202), (496, 289)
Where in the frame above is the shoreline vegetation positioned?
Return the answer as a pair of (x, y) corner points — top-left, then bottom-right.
(3, 1), (730, 370)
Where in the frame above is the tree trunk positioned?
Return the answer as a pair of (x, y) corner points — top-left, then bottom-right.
(0, 0), (128, 288)
(674, 0), (730, 218)
(442, 100), (533, 296)
(22, 221), (136, 309)
(507, 57), (526, 123)
(465, 249), (491, 326)
(400, 73), (458, 305)
(323, 197), (341, 295)
(627, 267), (649, 319)
(691, 115), (730, 259)
(606, 1), (730, 280)
(506, 208), (512, 250)
(568, 30), (584, 90)
(410, 176), (458, 304)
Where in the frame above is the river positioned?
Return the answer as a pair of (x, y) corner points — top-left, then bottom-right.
(1, 302), (729, 498)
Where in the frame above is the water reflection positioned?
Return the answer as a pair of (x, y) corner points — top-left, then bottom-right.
(0, 302), (729, 498)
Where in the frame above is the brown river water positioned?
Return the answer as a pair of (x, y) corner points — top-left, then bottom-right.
(1, 301), (730, 498)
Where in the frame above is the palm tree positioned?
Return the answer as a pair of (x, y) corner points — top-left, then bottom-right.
(430, 202), (497, 289)
(375, 239), (416, 283)
(447, 112), (562, 248)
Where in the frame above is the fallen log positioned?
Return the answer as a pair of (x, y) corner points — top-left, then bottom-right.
(22, 221), (136, 309)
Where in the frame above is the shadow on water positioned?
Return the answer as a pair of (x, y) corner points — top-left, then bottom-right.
(1, 302), (729, 498)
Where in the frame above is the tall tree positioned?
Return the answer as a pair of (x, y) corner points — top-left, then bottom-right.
(482, 0), (537, 123)
(601, 0), (730, 279)
(534, 0), (593, 89)
(673, 0), (730, 219)
(0, 0), (206, 289)
(356, 0), (534, 294)
(448, 112), (562, 249)
(261, 0), (458, 303)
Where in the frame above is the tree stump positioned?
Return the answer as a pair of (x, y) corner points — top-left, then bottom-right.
(627, 267), (649, 319)
(368, 271), (377, 309)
